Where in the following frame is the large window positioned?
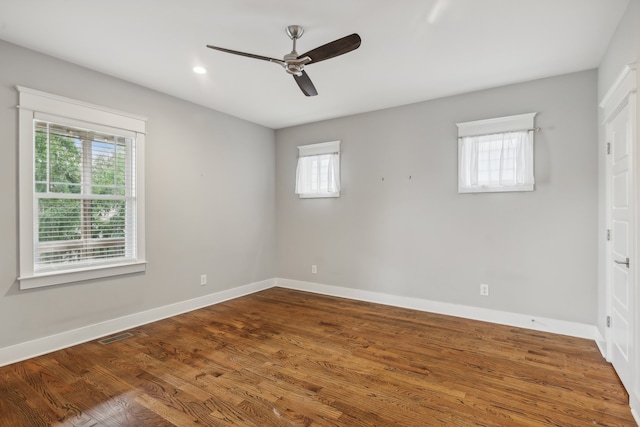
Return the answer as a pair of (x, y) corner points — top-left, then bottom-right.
(295, 141), (341, 198)
(18, 86), (146, 289)
(457, 113), (537, 193)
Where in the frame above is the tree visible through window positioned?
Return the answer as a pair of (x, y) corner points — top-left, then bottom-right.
(34, 121), (132, 267)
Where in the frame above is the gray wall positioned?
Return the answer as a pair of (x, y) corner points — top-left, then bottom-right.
(276, 70), (598, 324)
(0, 40), (276, 348)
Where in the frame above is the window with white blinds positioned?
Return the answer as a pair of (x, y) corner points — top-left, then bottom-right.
(457, 113), (536, 193)
(18, 86), (146, 289)
(295, 141), (341, 198)
(34, 121), (136, 269)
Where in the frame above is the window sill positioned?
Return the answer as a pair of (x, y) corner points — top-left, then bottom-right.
(298, 192), (340, 199)
(459, 184), (534, 194)
(18, 261), (147, 290)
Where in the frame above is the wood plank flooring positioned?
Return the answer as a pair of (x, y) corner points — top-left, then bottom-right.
(0, 287), (635, 426)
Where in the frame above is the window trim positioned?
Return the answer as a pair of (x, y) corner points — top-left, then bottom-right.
(456, 113), (537, 194)
(17, 86), (147, 289)
(296, 140), (341, 199)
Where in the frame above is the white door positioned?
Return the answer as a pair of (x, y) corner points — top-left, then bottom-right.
(605, 71), (637, 395)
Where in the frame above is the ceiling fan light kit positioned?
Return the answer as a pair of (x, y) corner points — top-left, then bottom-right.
(206, 25), (361, 97)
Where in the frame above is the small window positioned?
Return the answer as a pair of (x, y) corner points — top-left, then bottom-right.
(17, 86), (146, 289)
(457, 113), (537, 193)
(295, 141), (341, 198)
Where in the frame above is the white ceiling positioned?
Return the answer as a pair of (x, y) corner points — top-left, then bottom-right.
(0, 0), (629, 129)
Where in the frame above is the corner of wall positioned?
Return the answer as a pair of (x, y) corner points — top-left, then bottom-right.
(594, 326), (608, 359)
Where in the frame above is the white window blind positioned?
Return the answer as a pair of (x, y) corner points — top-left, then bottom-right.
(457, 113), (536, 193)
(295, 141), (341, 198)
(34, 120), (136, 271)
(17, 86), (146, 289)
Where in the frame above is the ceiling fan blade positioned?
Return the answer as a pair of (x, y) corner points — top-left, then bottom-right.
(293, 71), (318, 96)
(206, 45), (285, 66)
(299, 33), (361, 64)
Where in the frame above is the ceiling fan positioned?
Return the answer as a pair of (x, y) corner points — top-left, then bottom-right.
(206, 25), (361, 97)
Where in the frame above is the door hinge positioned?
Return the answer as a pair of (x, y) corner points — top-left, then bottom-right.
(607, 229), (611, 241)
(607, 142), (611, 155)
(607, 316), (611, 328)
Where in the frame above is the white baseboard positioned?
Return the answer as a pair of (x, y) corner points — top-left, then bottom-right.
(0, 279), (274, 367)
(0, 277), (601, 368)
(275, 278), (597, 340)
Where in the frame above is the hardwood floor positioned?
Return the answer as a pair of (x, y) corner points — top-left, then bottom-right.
(0, 287), (635, 426)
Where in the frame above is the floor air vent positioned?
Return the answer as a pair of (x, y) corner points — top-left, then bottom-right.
(98, 332), (134, 345)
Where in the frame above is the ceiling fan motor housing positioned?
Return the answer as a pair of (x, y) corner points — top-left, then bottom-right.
(283, 52), (310, 76)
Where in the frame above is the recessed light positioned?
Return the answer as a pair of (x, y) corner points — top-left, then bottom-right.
(193, 66), (207, 74)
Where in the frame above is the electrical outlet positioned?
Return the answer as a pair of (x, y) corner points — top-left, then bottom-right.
(200, 274), (207, 286)
(311, 265), (317, 274)
(480, 283), (489, 296)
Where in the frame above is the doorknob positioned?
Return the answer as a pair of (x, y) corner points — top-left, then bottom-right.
(615, 257), (630, 268)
